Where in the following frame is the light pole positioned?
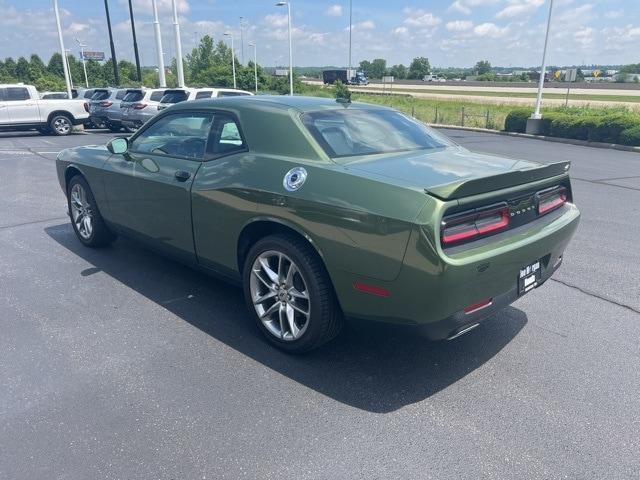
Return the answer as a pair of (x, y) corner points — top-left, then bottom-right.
(171, 0), (185, 87)
(240, 17), (245, 64)
(127, 0), (142, 82)
(224, 32), (237, 89)
(531, 0), (554, 121)
(249, 42), (258, 93)
(275, 1), (293, 96)
(53, 0), (72, 99)
(151, 0), (166, 87)
(103, 0), (120, 85)
(349, 0), (352, 76)
(64, 49), (75, 90)
(75, 39), (89, 88)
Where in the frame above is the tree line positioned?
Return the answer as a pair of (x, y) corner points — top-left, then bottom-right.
(0, 36), (300, 95)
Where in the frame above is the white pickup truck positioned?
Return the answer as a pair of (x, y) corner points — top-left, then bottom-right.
(0, 84), (90, 135)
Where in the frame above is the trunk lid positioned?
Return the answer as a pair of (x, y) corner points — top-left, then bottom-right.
(344, 146), (570, 200)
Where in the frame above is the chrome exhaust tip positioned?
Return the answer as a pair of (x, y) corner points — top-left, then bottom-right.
(447, 323), (480, 341)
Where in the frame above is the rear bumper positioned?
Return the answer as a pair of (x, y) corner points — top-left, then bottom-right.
(331, 203), (580, 337)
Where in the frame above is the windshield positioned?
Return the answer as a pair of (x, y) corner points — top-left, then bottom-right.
(302, 109), (451, 158)
(160, 91), (189, 104)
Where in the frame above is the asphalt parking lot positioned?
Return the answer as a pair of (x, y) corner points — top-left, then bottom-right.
(1, 128), (639, 479)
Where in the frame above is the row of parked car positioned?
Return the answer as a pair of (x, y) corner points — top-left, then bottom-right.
(0, 84), (253, 136)
(87, 86), (253, 132)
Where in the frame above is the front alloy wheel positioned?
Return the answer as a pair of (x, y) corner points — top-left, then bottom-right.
(70, 183), (93, 240)
(67, 175), (115, 248)
(250, 251), (311, 341)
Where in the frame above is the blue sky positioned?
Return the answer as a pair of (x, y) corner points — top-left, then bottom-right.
(0, 0), (638, 68)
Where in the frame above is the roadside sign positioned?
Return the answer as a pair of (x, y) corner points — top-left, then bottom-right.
(554, 70), (562, 79)
(565, 68), (578, 82)
(593, 69), (601, 78)
(382, 75), (394, 83)
(81, 51), (105, 61)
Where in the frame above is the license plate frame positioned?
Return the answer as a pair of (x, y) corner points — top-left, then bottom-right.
(518, 260), (541, 295)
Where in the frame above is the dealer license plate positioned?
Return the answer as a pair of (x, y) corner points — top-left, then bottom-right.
(518, 260), (541, 295)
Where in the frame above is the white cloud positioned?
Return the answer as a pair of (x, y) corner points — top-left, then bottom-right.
(449, 1), (471, 15)
(264, 13), (288, 28)
(325, 5), (343, 17)
(354, 20), (376, 30)
(446, 20), (474, 32)
(473, 22), (510, 38)
(604, 10), (623, 20)
(496, 0), (545, 19)
(403, 8), (442, 27)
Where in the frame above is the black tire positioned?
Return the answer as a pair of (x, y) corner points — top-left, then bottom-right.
(108, 123), (122, 133)
(242, 234), (342, 353)
(67, 175), (116, 248)
(49, 114), (73, 136)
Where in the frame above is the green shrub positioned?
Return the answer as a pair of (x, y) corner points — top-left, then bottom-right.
(620, 126), (640, 146)
(334, 80), (352, 102)
(588, 114), (640, 143)
(504, 109), (530, 133)
(505, 107), (640, 144)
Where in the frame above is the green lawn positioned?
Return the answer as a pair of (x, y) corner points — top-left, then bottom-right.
(355, 87), (640, 103)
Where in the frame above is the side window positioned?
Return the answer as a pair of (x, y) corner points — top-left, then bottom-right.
(5, 88), (30, 101)
(207, 114), (246, 157)
(129, 112), (213, 160)
(195, 91), (213, 100)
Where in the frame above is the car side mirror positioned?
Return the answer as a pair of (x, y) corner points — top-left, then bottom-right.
(107, 137), (129, 155)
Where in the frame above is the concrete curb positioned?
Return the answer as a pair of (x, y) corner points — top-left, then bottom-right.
(432, 124), (640, 154)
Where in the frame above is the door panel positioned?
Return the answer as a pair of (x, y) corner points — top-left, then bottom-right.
(5, 87), (39, 123)
(103, 111), (213, 263)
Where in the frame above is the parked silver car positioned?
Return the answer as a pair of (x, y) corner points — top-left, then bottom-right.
(120, 88), (169, 132)
(88, 88), (129, 131)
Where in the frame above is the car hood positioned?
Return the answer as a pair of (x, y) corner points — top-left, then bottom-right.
(343, 146), (569, 200)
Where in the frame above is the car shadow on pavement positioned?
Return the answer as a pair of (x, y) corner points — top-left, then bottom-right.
(46, 223), (527, 414)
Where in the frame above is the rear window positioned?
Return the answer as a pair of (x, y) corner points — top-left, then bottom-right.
(217, 91), (250, 97)
(195, 91), (213, 99)
(149, 90), (166, 102)
(91, 90), (110, 101)
(42, 93), (68, 99)
(5, 87), (30, 101)
(160, 90), (189, 104)
(123, 90), (145, 102)
(301, 109), (451, 159)
(115, 90), (128, 100)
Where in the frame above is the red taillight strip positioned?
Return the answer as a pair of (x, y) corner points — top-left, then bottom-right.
(353, 282), (390, 297)
(441, 205), (509, 246)
(537, 187), (567, 215)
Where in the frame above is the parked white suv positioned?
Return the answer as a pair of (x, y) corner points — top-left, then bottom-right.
(0, 84), (89, 135)
(157, 87), (253, 111)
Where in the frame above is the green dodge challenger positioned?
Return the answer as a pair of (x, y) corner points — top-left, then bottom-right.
(56, 96), (580, 352)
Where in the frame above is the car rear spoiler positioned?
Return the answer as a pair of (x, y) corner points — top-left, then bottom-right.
(425, 161), (571, 200)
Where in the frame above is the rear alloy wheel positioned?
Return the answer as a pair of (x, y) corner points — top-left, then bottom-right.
(50, 115), (72, 136)
(67, 175), (115, 248)
(243, 234), (342, 353)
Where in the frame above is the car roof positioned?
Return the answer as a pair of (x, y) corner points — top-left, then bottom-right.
(171, 95), (390, 114)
